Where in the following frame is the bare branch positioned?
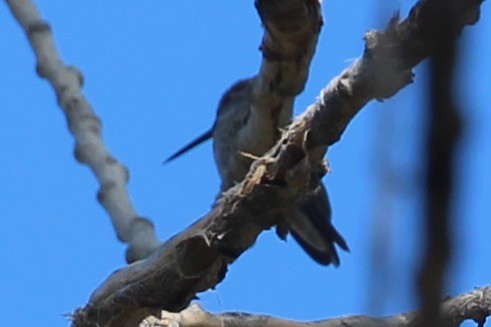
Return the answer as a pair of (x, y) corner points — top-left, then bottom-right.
(143, 286), (491, 327)
(305, 0), (482, 150)
(67, 1), (485, 326)
(255, 0), (322, 96)
(5, 0), (161, 263)
(249, 0), (322, 130)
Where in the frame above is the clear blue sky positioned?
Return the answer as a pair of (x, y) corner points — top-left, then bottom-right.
(1, 1), (489, 326)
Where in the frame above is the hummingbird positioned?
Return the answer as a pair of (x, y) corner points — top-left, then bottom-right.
(165, 78), (349, 265)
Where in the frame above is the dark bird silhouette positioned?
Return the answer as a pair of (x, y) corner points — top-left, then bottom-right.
(165, 78), (349, 265)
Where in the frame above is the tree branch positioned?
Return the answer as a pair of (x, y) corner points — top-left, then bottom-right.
(250, 0), (322, 126)
(5, 0), (161, 263)
(417, 1), (463, 326)
(142, 285), (491, 327)
(254, 0), (322, 97)
(66, 1), (484, 326)
(305, 0), (482, 150)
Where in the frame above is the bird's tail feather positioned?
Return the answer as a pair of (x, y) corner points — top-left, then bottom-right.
(283, 183), (349, 266)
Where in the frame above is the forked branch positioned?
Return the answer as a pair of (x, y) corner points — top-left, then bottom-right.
(69, 0), (483, 326)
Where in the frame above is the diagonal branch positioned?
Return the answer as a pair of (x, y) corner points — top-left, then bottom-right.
(67, 1), (484, 326)
(144, 285), (491, 327)
(5, 0), (161, 263)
